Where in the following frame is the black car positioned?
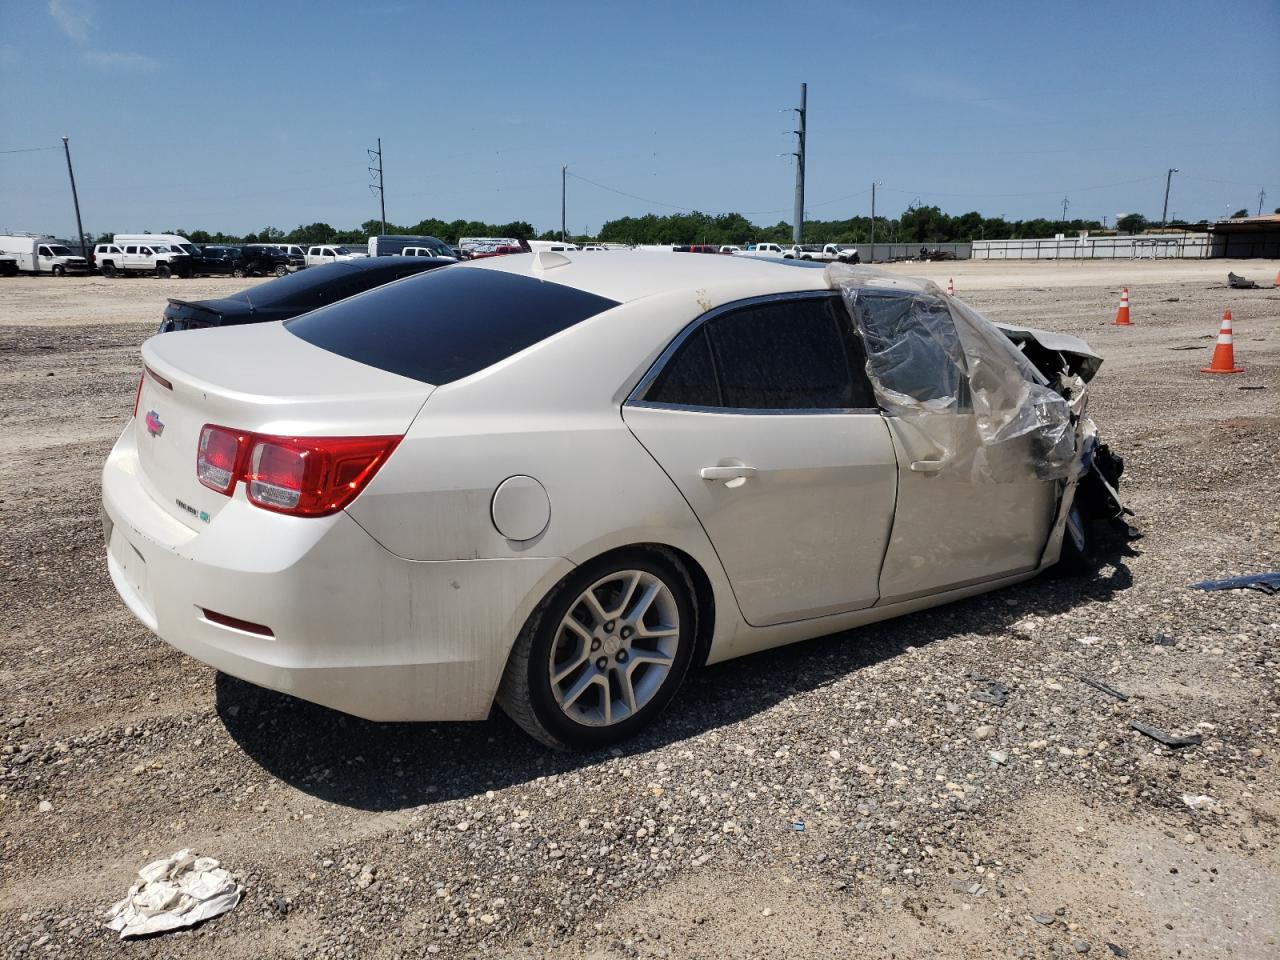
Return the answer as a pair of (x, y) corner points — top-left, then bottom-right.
(158, 256), (455, 332)
(188, 245), (241, 276)
(241, 244), (295, 277)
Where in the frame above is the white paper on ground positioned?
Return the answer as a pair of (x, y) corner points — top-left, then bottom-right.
(105, 849), (243, 938)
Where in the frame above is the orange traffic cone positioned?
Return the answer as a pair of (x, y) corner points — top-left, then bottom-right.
(1201, 311), (1245, 374)
(947, 277), (955, 296)
(1113, 287), (1131, 325)
(1274, 268), (1280, 288)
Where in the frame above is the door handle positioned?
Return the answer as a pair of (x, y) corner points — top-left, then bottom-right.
(910, 459), (944, 473)
(700, 465), (757, 482)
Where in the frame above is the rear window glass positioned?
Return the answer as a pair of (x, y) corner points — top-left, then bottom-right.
(285, 267), (620, 385)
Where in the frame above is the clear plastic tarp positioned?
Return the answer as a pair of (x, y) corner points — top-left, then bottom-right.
(826, 265), (1082, 482)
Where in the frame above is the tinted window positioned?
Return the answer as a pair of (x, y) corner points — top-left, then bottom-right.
(646, 326), (719, 406)
(287, 267), (619, 385)
(645, 297), (876, 411)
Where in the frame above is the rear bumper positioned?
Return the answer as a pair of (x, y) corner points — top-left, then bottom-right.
(102, 426), (572, 721)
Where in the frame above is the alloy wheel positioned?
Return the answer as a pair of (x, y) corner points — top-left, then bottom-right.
(548, 569), (680, 727)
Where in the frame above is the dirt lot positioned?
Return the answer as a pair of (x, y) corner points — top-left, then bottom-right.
(1, 261), (1278, 959)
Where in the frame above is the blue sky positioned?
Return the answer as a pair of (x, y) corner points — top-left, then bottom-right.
(2, 0), (1278, 238)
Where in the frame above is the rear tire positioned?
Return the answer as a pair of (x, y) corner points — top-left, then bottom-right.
(497, 550), (696, 751)
(102, 262), (117, 277)
(155, 263), (171, 279)
(232, 267), (246, 279)
(273, 264), (288, 278)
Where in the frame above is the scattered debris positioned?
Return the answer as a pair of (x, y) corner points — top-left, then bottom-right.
(1129, 721), (1202, 748)
(1106, 945), (1130, 958)
(1168, 344), (1203, 351)
(1078, 676), (1130, 702)
(1151, 633), (1176, 647)
(1238, 384), (1265, 390)
(1191, 572), (1280, 596)
(969, 673), (1010, 707)
(1227, 272), (1259, 289)
(988, 750), (1009, 765)
(787, 820), (806, 832)
(105, 849), (243, 939)
(1181, 794), (1220, 813)
(1032, 913), (1057, 926)
(1074, 940), (1092, 954)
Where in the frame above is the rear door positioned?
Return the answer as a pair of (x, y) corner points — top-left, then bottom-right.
(623, 294), (897, 627)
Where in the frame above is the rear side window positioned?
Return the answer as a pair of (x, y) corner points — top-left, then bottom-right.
(644, 297), (876, 411)
(286, 267), (619, 385)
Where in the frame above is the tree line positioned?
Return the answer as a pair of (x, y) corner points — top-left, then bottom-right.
(94, 205), (1236, 249)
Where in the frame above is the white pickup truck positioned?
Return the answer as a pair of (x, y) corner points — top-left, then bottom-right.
(94, 240), (192, 278)
(0, 235), (91, 276)
(782, 243), (834, 261)
(743, 242), (787, 259)
(305, 244), (368, 268)
(823, 243), (862, 264)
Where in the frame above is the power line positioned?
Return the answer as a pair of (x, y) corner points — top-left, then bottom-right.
(0, 145), (61, 155)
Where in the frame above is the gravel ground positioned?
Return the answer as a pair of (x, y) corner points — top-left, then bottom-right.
(1, 263), (1278, 959)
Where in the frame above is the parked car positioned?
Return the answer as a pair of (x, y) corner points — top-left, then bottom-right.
(0, 257), (19, 276)
(743, 242), (786, 258)
(114, 233), (199, 257)
(369, 234), (457, 259)
(94, 241), (192, 278)
(271, 244), (308, 269)
(823, 243), (861, 264)
(782, 244), (830, 261)
(527, 240), (580, 253)
(719, 245), (743, 254)
(458, 237), (533, 259)
(242, 244), (296, 277)
(187, 245), (240, 276)
(157, 256), (453, 332)
(104, 253), (1123, 749)
(304, 245), (368, 268)
(0, 234), (91, 275)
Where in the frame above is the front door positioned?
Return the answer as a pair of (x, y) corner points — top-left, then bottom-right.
(624, 294), (898, 627)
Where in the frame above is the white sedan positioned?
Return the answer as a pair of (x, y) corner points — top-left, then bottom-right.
(102, 253), (1123, 749)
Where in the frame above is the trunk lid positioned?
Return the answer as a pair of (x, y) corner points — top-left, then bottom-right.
(136, 322), (433, 531)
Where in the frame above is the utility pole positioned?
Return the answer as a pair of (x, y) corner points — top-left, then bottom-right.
(1061, 196), (1070, 222)
(1160, 167), (1178, 228)
(368, 139), (386, 234)
(561, 165), (567, 242)
(61, 137), (88, 261)
(870, 181), (881, 259)
(1258, 187), (1267, 217)
(791, 83), (806, 244)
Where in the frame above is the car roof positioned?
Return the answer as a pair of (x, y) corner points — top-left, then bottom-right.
(455, 250), (829, 304)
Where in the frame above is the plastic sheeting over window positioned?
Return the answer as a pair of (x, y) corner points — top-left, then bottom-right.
(826, 265), (1080, 482)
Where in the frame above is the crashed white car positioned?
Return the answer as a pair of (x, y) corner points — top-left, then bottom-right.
(102, 253), (1124, 749)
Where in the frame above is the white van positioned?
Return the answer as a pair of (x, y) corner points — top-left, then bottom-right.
(0, 234), (91, 275)
(113, 234), (198, 256)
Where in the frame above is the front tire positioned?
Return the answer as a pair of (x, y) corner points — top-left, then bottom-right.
(273, 264), (288, 278)
(497, 551), (696, 750)
(232, 266), (246, 279)
(102, 262), (117, 277)
(155, 263), (171, 279)
(52, 265), (66, 277)
(1055, 503), (1096, 576)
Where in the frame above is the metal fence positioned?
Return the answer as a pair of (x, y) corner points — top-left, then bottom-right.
(971, 234), (1211, 260)
(850, 242), (972, 262)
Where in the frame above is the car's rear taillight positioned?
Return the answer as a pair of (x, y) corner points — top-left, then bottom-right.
(197, 425), (251, 494)
(197, 426), (399, 517)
